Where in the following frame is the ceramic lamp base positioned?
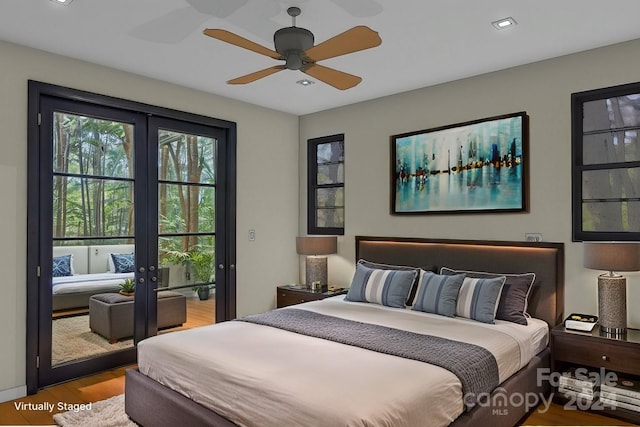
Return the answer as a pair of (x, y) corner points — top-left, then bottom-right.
(305, 256), (327, 290)
(598, 274), (626, 336)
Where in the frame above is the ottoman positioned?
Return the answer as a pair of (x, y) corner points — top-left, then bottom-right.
(89, 291), (187, 343)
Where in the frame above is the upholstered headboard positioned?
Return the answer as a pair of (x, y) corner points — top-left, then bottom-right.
(355, 236), (564, 327)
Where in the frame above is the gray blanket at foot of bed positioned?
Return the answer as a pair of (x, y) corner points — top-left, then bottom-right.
(238, 308), (498, 410)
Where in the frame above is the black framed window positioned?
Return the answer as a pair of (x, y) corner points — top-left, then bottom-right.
(307, 134), (344, 235)
(572, 81), (640, 241)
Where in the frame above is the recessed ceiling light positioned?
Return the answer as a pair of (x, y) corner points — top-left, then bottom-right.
(50, 0), (74, 5)
(492, 17), (516, 30)
(296, 79), (315, 87)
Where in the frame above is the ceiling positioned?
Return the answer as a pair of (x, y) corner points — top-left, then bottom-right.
(2, 0), (640, 115)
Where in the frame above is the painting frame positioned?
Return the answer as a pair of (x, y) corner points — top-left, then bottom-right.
(391, 112), (529, 215)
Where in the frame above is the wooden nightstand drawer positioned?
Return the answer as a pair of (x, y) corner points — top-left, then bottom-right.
(553, 330), (640, 377)
(276, 285), (347, 308)
(277, 290), (323, 307)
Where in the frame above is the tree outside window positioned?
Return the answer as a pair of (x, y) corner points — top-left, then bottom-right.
(572, 82), (640, 241)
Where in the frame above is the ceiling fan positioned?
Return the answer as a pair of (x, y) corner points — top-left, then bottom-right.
(203, 6), (382, 90)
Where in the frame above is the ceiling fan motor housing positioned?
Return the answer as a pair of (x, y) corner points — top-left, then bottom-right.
(274, 26), (314, 70)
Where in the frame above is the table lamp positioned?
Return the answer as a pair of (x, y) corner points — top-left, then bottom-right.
(584, 242), (640, 336)
(296, 236), (337, 291)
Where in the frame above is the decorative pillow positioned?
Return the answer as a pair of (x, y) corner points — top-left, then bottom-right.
(455, 276), (506, 324)
(110, 253), (135, 273)
(52, 254), (73, 277)
(441, 267), (535, 325)
(411, 271), (465, 317)
(108, 254), (116, 273)
(345, 263), (417, 308)
(356, 259), (435, 305)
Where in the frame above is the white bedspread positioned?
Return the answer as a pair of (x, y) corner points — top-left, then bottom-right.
(52, 272), (134, 295)
(137, 297), (548, 427)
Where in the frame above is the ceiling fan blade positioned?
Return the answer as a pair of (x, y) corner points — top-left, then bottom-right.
(302, 64), (362, 90)
(227, 66), (285, 85)
(304, 26), (381, 62)
(203, 29), (282, 60)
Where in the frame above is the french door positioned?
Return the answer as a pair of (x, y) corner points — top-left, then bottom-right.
(27, 82), (236, 391)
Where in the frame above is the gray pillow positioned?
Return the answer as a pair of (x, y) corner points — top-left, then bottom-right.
(441, 267), (535, 325)
(357, 259), (434, 305)
(346, 263), (417, 308)
(411, 271), (465, 317)
(455, 276), (506, 324)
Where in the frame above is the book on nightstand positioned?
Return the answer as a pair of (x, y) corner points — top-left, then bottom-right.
(558, 367), (599, 403)
(564, 313), (598, 332)
(601, 377), (640, 412)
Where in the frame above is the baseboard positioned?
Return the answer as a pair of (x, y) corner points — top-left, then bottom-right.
(0, 385), (27, 403)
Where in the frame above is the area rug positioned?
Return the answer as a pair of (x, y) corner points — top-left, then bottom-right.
(52, 315), (133, 365)
(53, 394), (136, 427)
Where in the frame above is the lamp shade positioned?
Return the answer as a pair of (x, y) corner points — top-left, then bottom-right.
(584, 242), (640, 272)
(296, 236), (337, 255)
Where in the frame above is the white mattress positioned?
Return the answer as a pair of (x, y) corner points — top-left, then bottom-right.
(52, 272), (134, 295)
(137, 297), (549, 427)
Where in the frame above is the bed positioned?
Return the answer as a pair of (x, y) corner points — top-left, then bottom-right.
(52, 244), (134, 311)
(125, 236), (564, 427)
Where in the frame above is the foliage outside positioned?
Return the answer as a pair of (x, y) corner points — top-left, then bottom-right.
(52, 113), (217, 283)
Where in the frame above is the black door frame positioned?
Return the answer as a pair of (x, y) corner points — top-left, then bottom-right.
(26, 81), (237, 394)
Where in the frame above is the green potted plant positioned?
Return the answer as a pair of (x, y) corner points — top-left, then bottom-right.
(161, 247), (214, 300)
(119, 278), (136, 296)
(188, 249), (214, 300)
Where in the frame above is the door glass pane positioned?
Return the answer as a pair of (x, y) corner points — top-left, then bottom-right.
(53, 112), (134, 178)
(157, 128), (217, 332)
(158, 184), (215, 233)
(51, 112), (135, 366)
(53, 176), (134, 238)
(158, 130), (216, 184)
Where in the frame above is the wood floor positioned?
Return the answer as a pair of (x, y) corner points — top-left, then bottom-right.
(0, 365), (131, 425)
(2, 371), (637, 426)
(0, 295), (215, 425)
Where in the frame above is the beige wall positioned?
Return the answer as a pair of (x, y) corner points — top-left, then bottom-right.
(0, 40), (300, 400)
(4, 34), (640, 402)
(299, 38), (640, 330)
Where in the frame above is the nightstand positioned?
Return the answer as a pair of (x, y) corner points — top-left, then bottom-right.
(551, 325), (640, 423)
(276, 285), (347, 308)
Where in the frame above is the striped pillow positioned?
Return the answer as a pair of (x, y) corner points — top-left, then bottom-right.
(411, 271), (465, 317)
(357, 259), (435, 305)
(345, 263), (417, 308)
(456, 277), (506, 324)
(440, 267), (535, 325)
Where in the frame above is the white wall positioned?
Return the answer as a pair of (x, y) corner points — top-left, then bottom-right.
(299, 38), (640, 330)
(0, 40), (299, 399)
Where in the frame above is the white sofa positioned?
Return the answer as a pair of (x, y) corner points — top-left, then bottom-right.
(52, 244), (135, 311)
